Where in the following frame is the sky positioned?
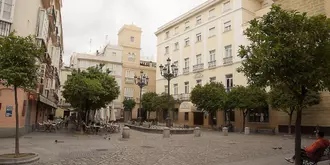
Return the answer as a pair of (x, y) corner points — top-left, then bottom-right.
(61, 0), (208, 65)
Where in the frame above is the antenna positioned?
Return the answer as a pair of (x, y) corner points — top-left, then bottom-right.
(89, 39), (92, 52)
(105, 35), (108, 46)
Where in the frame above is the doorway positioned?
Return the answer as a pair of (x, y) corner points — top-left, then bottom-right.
(193, 112), (203, 125)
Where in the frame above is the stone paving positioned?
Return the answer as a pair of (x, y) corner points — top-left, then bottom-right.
(0, 129), (329, 165)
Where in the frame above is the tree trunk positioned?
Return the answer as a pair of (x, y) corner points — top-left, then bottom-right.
(14, 86), (20, 155)
(295, 108), (302, 165)
(288, 113), (293, 135)
(242, 110), (247, 133)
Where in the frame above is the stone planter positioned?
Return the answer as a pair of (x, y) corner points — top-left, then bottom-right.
(0, 153), (39, 165)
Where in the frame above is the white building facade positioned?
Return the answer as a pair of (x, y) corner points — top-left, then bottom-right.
(155, 0), (273, 125)
(69, 44), (123, 121)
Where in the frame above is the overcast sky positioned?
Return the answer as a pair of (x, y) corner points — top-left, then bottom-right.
(61, 0), (208, 65)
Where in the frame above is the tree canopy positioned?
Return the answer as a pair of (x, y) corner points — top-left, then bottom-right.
(63, 65), (120, 113)
(190, 82), (227, 114)
(153, 92), (176, 111)
(0, 32), (44, 155)
(0, 32), (43, 89)
(141, 92), (158, 113)
(123, 98), (136, 111)
(238, 5), (330, 164)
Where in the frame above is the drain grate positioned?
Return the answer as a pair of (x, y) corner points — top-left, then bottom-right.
(141, 145), (154, 149)
(96, 149), (108, 151)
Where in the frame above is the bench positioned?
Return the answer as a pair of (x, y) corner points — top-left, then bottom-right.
(256, 127), (275, 134)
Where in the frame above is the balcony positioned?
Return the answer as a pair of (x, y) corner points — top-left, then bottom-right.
(223, 56), (233, 65)
(183, 67), (189, 74)
(173, 94), (179, 100)
(0, 20), (11, 37)
(180, 93), (190, 101)
(193, 63), (204, 72)
(208, 60), (216, 68)
(125, 77), (134, 84)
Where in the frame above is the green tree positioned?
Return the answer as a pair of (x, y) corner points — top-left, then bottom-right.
(190, 82), (227, 127)
(123, 98), (136, 120)
(238, 5), (330, 164)
(153, 93), (176, 120)
(227, 86), (267, 132)
(141, 92), (158, 119)
(268, 85), (320, 134)
(0, 33), (44, 155)
(63, 65), (120, 125)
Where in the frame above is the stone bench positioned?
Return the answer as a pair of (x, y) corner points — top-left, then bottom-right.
(256, 127), (275, 134)
(124, 124), (194, 134)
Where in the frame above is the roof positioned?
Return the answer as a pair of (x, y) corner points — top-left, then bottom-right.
(118, 24), (142, 35)
(155, 0), (223, 35)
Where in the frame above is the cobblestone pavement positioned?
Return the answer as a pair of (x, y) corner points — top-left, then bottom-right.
(0, 129), (329, 165)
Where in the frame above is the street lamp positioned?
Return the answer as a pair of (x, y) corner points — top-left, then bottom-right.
(159, 58), (178, 127)
(134, 70), (149, 121)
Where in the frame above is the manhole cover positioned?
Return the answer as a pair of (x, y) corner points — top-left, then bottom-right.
(96, 149), (108, 151)
(141, 146), (154, 149)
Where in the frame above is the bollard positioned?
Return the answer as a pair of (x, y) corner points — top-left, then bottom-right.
(122, 126), (130, 139)
(244, 127), (250, 135)
(163, 127), (170, 138)
(194, 127), (201, 137)
(223, 127), (228, 136)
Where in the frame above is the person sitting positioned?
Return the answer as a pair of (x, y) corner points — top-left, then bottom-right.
(285, 131), (330, 163)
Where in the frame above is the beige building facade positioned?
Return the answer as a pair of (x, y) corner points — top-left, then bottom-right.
(155, 0), (330, 133)
(118, 25), (157, 120)
(0, 0), (64, 137)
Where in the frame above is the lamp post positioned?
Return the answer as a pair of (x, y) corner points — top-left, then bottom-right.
(159, 58), (178, 127)
(134, 70), (149, 121)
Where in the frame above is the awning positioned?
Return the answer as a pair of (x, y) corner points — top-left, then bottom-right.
(38, 95), (57, 108)
(179, 101), (196, 112)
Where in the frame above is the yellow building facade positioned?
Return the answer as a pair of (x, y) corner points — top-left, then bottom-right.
(118, 25), (157, 120)
(155, 0), (330, 134)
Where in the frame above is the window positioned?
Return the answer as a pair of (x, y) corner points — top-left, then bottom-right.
(209, 50), (215, 61)
(124, 88), (134, 97)
(128, 53), (136, 61)
(125, 70), (135, 78)
(2, 0), (13, 20)
(248, 106), (269, 123)
(224, 21), (232, 32)
(225, 74), (233, 92)
(130, 36), (134, 42)
(173, 84), (178, 95)
(174, 26), (179, 35)
(210, 77), (216, 83)
(184, 82), (189, 93)
(165, 31), (170, 39)
(209, 8), (215, 19)
(196, 54), (202, 64)
(209, 27), (215, 37)
(165, 85), (168, 94)
(112, 52), (116, 56)
(196, 79), (202, 86)
(225, 45), (232, 57)
(174, 42), (179, 50)
(173, 61), (178, 68)
(184, 112), (189, 121)
(196, 15), (202, 25)
(196, 33), (202, 42)
(165, 46), (169, 54)
(184, 58), (189, 68)
(223, 1), (231, 12)
(185, 21), (190, 30)
(184, 38), (190, 47)
(225, 109), (235, 122)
